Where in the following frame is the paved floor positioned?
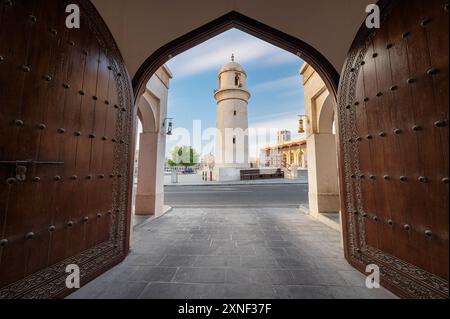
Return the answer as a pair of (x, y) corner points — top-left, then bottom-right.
(68, 207), (397, 299)
(164, 184), (308, 207)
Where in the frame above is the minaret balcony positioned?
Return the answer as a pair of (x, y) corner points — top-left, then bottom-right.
(214, 87), (251, 103)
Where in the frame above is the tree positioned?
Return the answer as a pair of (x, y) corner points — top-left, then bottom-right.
(168, 146), (199, 169)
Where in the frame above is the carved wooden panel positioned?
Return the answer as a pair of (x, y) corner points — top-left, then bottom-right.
(0, 0), (133, 298)
(338, 0), (448, 298)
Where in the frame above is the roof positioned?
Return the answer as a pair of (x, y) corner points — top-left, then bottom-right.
(219, 61), (245, 74)
(262, 139), (306, 151)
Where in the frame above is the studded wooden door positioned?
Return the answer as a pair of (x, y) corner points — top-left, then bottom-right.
(0, 0), (134, 298)
(338, 0), (448, 298)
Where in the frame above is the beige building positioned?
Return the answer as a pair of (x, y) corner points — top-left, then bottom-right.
(261, 131), (307, 169)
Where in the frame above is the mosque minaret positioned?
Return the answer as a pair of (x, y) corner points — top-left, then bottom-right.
(213, 54), (251, 181)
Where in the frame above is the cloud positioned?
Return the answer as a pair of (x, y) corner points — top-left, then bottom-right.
(250, 114), (301, 137)
(166, 29), (299, 78)
(279, 89), (303, 97)
(252, 75), (301, 93)
(249, 110), (299, 122)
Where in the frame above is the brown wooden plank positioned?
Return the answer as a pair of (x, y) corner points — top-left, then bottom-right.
(384, 12), (421, 266)
(417, 0), (449, 280)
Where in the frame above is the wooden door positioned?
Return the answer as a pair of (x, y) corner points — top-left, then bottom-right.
(338, 0), (448, 298)
(0, 0), (134, 298)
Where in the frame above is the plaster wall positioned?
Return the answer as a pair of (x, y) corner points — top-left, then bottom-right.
(135, 66), (172, 216)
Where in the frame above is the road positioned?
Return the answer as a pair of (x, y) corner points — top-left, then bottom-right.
(164, 183), (308, 207)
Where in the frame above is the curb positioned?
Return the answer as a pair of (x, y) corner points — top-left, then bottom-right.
(298, 205), (341, 232)
(132, 205), (173, 230)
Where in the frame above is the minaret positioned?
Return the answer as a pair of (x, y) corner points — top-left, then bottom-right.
(214, 54), (251, 181)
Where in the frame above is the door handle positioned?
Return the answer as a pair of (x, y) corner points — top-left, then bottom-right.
(0, 160), (64, 182)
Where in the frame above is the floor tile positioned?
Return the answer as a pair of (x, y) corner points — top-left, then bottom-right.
(173, 267), (226, 284)
(69, 207), (396, 299)
(159, 255), (197, 267)
(128, 266), (177, 282)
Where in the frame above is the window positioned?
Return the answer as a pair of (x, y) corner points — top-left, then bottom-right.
(234, 73), (241, 87)
(233, 110), (237, 116)
(233, 137), (236, 144)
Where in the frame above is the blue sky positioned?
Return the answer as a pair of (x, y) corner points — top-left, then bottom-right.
(160, 28), (306, 159)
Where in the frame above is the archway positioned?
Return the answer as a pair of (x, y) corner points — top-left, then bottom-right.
(135, 94), (159, 217)
(302, 73), (340, 217)
(133, 67), (172, 218)
(318, 95), (335, 134)
(129, 11), (341, 221)
(131, 11), (339, 102)
(81, 0), (447, 299)
(0, 0), (445, 300)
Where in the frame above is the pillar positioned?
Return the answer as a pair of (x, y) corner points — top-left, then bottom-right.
(300, 62), (340, 217)
(306, 132), (340, 215)
(135, 131), (165, 216)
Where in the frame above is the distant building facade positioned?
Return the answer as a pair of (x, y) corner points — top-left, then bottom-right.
(261, 130), (307, 169)
(277, 130), (291, 144)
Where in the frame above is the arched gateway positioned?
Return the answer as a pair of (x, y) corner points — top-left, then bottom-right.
(0, 0), (447, 298)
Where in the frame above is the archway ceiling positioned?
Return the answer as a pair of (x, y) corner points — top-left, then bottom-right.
(91, 0), (372, 78)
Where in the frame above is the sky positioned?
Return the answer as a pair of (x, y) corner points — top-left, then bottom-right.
(145, 28), (307, 159)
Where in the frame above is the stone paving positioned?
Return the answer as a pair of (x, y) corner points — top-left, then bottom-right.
(68, 207), (397, 299)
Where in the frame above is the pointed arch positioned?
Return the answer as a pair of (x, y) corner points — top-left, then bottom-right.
(132, 11), (339, 102)
(137, 91), (158, 133)
(318, 94), (335, 134)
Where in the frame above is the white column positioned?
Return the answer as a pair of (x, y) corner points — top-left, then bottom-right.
(306, 133), (340, 215)
(135, 131), (165, 216)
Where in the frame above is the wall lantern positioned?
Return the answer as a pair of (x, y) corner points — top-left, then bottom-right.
(298, 114), (308, 134)
(163, 118), (173, 135)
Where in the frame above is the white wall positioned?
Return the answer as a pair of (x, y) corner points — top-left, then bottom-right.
(91, 0), (373, 77)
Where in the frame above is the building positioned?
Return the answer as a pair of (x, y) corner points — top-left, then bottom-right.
(277, 130), (291, 144)
(0, 0), (446, 299)
(261, 131), (308, 180)
(213, 54), (251, 181)
(261, 131), (307, 169)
